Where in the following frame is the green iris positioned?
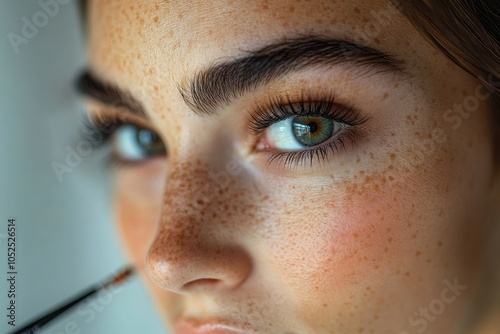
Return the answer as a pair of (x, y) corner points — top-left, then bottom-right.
(292, 116), (333, 147)
(136, 128), (165, 155)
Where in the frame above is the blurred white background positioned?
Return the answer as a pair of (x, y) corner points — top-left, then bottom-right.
(0, 1), (164, 333)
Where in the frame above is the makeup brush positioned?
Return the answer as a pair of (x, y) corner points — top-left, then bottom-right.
(9, 266), (135, 334)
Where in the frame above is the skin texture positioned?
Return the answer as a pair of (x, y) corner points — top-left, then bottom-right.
(86, 0), (499, 333)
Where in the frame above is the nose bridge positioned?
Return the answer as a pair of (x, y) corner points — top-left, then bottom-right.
(164, 156), (243, 217)
(146, 156), (255, 292)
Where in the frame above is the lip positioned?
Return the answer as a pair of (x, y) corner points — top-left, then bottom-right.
(174, 319), (251, 334)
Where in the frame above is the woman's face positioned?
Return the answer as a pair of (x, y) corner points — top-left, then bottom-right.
(86, 0), (498, 333)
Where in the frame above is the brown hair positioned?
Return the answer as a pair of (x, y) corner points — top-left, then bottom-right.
(394, 0), (499, 122)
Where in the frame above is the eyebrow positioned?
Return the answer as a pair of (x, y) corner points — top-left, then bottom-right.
(76, 72), (148, 119)
(76, 36), (407, 118)
(180, 36), (408, 115)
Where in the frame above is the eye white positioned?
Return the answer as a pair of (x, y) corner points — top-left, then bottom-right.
(267, 117), (343, 150)
(267, 118), (304, 150)
(113, 125), (148, 160)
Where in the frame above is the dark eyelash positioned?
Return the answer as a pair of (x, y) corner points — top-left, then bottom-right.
(248, 93), (367, 135)
(248, 93), (368, 168)
(80, 111), (141, 168)
(267, 129), (360, 168)
(80, 111), (124, 149)
(79, 113), (117, 167)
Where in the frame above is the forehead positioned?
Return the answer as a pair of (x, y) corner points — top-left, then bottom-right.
(87, 0), (429, 106)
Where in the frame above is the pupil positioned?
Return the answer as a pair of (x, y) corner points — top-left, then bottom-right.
(307, 122), (318, 134)
(292, 116), (334, 147)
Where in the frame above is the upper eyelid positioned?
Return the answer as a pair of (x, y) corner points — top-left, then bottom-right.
(84, 104), (156, 132)
(247, 96), (366, 135)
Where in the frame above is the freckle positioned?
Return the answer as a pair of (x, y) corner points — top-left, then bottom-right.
(374, 38), (381, 44)
(153, 85), (159, 91)
(323, 303), (328, 307)
(405, 271), (411, 276)
(369, 152), (375, 159)
(354, 7), (361, 13)
(388, 237), (393, 243)
(154, 16), (159, 24)
(289, 6), (295, 12)
(382, 92), (389, 100)
(178, 13), (184, 19)
(383, 247), (388, 253)
(390, 131), (396, 137)
(149, 67), (155, 74)
(415, 251), (421, 257)
(389, 153), (396, 160)
(438, 240), (443, 247)
(139, 17), (145, 25)
(427, 258), (432, 263)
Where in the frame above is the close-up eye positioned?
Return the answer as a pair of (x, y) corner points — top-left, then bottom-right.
(265, 116), (346, 150)
(112, 124), (166, 162)
(250, 97), (367, 166)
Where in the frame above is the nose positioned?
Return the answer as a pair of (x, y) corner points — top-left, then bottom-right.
(145, 159), (253, 293)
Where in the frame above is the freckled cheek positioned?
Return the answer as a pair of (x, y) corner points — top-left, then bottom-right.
(320, 196), (414, 287)
(283, 193), (408, 288)
(272, 187), (442, 320)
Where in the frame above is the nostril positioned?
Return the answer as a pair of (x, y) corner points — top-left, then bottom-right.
(182, 278), (222, 291)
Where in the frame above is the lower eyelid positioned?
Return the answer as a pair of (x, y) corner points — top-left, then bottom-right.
(264, 126), (360, 168)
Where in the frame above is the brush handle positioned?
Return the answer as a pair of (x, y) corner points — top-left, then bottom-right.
(9, 266), (133, 334)
(9, 284), (101, 334)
